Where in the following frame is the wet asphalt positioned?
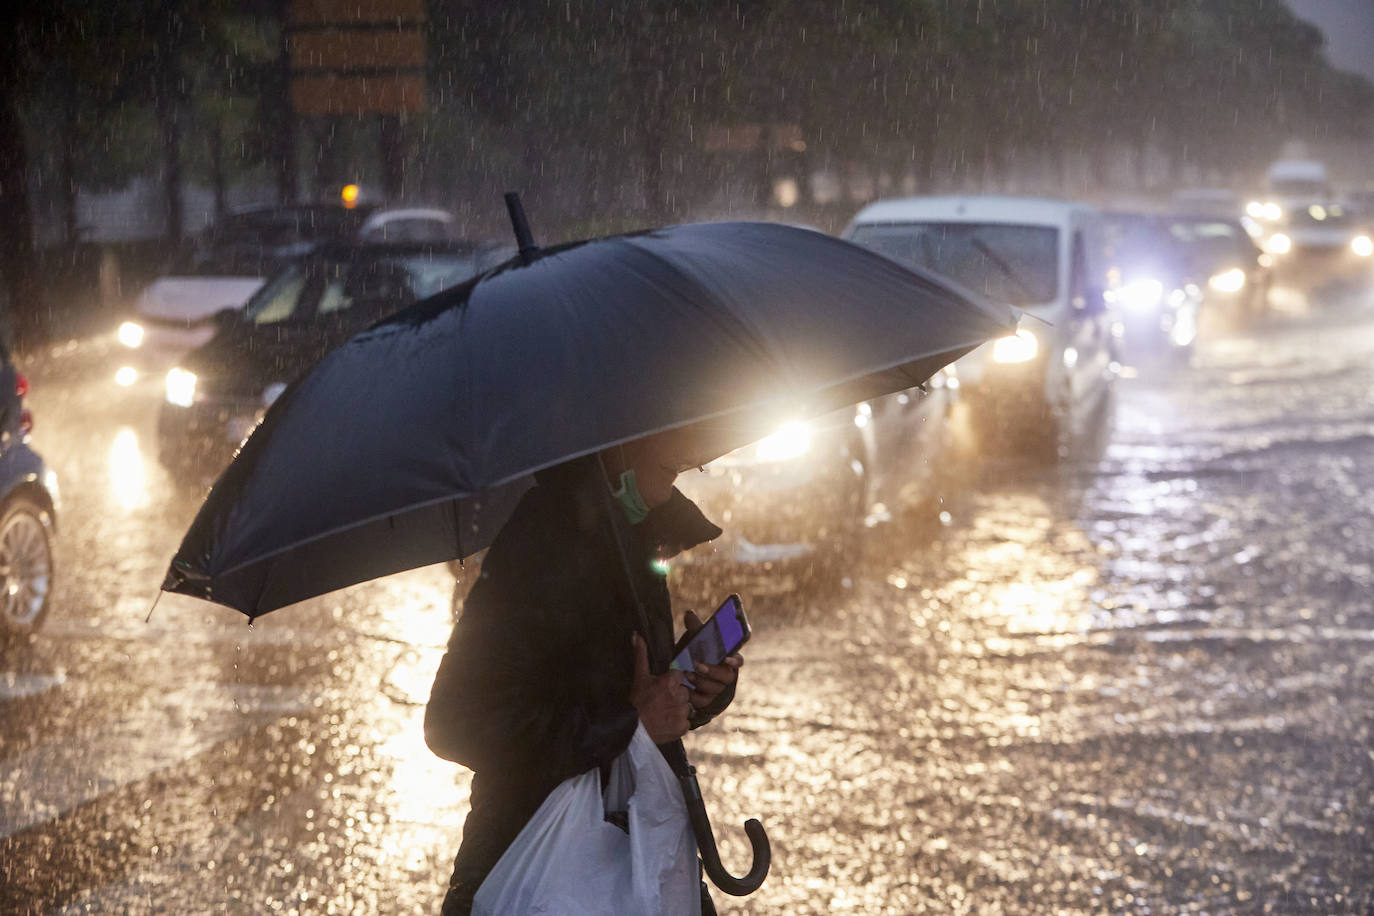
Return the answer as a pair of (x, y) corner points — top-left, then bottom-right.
(1, 270), (1371, 914)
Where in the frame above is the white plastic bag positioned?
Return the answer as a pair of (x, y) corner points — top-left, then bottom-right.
(472, 723), (701, 916)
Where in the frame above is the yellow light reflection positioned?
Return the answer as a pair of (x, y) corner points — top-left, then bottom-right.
(109, 427), (149, 510)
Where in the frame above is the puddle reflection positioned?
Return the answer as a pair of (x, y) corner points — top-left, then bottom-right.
(108, 427), (149, 511)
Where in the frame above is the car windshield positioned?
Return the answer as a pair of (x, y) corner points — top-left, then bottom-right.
(241, 253), (479, 325)
(1167, 219), (1256, 269)
(848, 222), (1059, 304)
(1270, 178), (1327, 199)
(1287, 203), (1359, 228)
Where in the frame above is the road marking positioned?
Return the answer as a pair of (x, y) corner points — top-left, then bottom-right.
(0, 671), (66, 700)
(0, 683), (317, 839)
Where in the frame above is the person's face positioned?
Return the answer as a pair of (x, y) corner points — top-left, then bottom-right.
(610, 425), (738, 509)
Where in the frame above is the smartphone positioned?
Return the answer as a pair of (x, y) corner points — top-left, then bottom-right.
(669, 593), (750, 686)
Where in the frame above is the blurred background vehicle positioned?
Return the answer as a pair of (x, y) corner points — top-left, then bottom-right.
(1099, 210), (1203, 363)
(1262, 200), (1372, 272)
(1165, 213), (1274, 318)
(844, 196), (1116, 458)
(115, 204), (376, 379)
(157, 239), (504, 486)
(672, 374), (959, 594)
(0, 346), (58, 635)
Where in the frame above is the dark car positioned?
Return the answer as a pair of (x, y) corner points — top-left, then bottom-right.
(0, 348), (59, 635)
(157, 240), (507, 485)
(1165, 214), (1273, 317)
(119, 204), (380, 372)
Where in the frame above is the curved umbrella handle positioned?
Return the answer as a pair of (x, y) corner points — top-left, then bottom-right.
(679, 767), (771, 896)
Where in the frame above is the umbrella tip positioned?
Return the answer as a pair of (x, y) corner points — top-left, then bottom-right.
(504, 192), (540, 265)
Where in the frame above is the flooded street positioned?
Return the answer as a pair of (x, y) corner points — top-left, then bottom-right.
(3, 276), (1373, 913)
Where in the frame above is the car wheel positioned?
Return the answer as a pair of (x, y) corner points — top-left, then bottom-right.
(0, 496), (55, 633)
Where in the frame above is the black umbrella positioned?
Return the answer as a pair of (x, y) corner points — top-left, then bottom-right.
(162, 195), (1016, 896)
(163, 205), (1013, 615)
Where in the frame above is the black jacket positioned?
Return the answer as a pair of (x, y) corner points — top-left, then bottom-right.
(425, 460), (726, 913)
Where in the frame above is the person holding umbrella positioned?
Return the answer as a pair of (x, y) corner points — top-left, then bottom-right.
(424, 427), (744, 915)
(160, 204), (1017, 912)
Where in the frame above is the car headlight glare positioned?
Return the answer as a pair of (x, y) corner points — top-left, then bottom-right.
(754, 421), (813, 462)
(165, 368), (197, 407)
(1352, 235), (1373, 258)
(1261, 202), (1282, 221)
(1207, 268), (1246, 294)
(117, 321), (144, 349)
(1117, 277), (1165, 311)
(991, 329), (1039, 364)
(1265, 233), (1292, 255)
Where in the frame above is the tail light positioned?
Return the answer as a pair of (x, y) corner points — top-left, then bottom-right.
(19, 409), (33, 434)
(15, 373), (28, 399)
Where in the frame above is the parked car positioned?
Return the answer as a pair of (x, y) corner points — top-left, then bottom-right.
(0, 348), (59, 635)
(1098, 210), (1203, 362)
(157, 240), (506, 485)
(844, 195), (1116, 456)
(1164, 213), (1274, 317)
(117, 204), (375, 373)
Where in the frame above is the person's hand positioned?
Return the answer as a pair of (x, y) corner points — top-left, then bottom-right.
(630, 633), (691, 744)
(681, 610), (743, 711)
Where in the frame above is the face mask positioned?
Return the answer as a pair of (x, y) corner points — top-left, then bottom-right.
(611, 468), (652, 524)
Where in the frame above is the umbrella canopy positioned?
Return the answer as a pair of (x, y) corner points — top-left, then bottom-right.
(164, 221), (1015, 617)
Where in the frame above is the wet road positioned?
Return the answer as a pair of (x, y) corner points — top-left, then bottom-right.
(2, 275), (1372, 914)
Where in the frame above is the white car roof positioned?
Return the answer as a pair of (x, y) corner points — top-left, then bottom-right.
(360, 208), (456, 230)
(1266, 160), (1327, 182)
(848, 195), (1092, 230)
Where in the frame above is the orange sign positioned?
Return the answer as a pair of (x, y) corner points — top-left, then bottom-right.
(289, 0), (426, 115)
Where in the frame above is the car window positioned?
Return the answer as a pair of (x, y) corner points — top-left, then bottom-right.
(849, 222), (1059, 304)
(1169, 219), (1258, 267)
(315, 263), (353, 315)
(243, 265), (311, 325)
(402, 255), (481, 297)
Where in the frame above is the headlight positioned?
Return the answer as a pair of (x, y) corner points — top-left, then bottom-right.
(165, 368), (197, 407)
(1261, 202), (1282, 221)
(991, 329), (1039, 364)
(1208, 268), (1247, 294)
(1245, 201), (1264, 219)
(1265, 233), (1292, 255)
(1352, 235), (1373, 258)
(754, 421), (813, 462)
(1117, 277), (1165, 311)
(117, 321), (144, 348)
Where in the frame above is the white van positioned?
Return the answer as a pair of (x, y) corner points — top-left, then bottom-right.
(844, 195), (1117, 453)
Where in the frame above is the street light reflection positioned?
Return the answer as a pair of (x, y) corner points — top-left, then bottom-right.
(109, 427), (149, 510)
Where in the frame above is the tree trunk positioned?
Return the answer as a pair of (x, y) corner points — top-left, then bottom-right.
(378, 114), (404, 201)
(58, 70), (80, 251)
(272, 0), (298, 205)
(153, 17), (185, 246)
(0, 84), (43, 349)
(209, 117), (227, 220)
